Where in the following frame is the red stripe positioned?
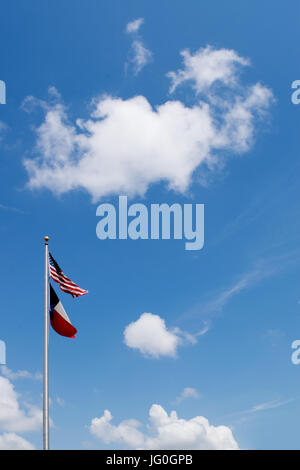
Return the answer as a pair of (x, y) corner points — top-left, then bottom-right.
(49, 266), (86, 290)
(49, 266), (79, 285)
(52, 280), (87, 295)
(50, 308), (77, 338)
(50, 274), (85, 293)
(58, 279), (85, 292)
(59, 286), (87, 296)
(49, 268), (88, 295)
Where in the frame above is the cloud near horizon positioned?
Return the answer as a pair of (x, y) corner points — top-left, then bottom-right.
(0, 376), (42, 433)
(89, 404), (239, 450)
(0, 375), (42, 449)
(0, 432), (35, 450)
(24, 46), (274, 202)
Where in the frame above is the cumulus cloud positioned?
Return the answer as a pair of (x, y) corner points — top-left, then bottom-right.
(89, 404), (239, 450)
(24, 46), (273, 202)
(0, 432), (35, 450)
(0, 376), (42, 433)
(123, 313), (195, 358)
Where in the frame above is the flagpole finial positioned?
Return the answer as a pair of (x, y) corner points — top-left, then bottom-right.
(44, 236), (49, 245)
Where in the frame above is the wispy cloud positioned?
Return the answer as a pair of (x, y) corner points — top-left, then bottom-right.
(179, 251), (300, 330)
(174, 387), (200, 404)
(56, 397), (65, 407)
(129, 40), (153, 75)
(262, 329), (283, 347)
(0, 204), (25, 215)
(125, 18), (152, 75)
(245, 399), (292, 414)
(210, 161), (300, 249)
(0, 121), (8, 141)
(1, 366), (42, 381)
(126, 18), (144, 34)
(226, 398), (293, 427)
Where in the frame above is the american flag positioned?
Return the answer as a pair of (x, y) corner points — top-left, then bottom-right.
(49, 252), (88, 298)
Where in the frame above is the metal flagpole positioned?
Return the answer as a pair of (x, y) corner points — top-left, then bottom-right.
(43, 236), (50, 450)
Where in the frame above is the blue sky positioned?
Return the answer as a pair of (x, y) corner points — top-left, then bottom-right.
(0, 0), (299, 450)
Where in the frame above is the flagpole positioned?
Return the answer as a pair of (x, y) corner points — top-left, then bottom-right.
(43, 236), (50, 450)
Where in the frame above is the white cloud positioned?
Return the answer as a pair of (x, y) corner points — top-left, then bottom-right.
(244, 399), (292, 414)
(89, 404), (239, 450)
(1, 366), (42, 381)
(0, 376), (42, 433)
(183, 253), (298, 323)
(175, 387), (200, 404)
(123, 313), (195, 358)
(129, 39), (153, 75)
(233, 398), (293, 426)
(125, 18), (152, 74)
(167, 46), (249, 94)
(91, 410), (144, 448)
(0, 432), (35, 450)
(181, 387), (199, 399)
(126, 18), (144, 34)
(24, 46), (273, 202)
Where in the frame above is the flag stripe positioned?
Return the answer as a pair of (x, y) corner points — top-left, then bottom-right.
(49, 270), (87, 292)
(49, 269), (86, 293)
(49, 272), (86, 292)
(49, 284), (77, 338)
(49, 252), (88, 298)
(50, 309), (77, 338)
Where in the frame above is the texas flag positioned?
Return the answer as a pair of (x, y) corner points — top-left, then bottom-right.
(49, 284), (77, 338)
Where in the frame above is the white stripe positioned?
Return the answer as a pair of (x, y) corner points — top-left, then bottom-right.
(49, 266), (86, 293)
(55, 301), (72, 324)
